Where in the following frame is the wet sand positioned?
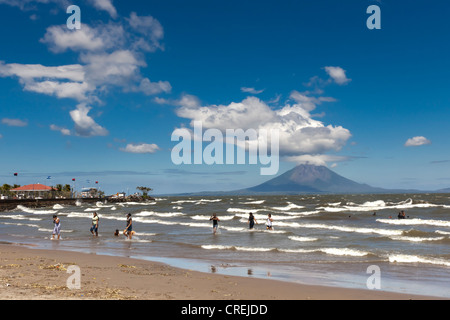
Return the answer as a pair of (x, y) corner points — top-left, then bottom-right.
(0, 244), (443, 300)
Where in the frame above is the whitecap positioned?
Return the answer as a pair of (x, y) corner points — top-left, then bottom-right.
(124, 202), (156, 206)
(283, 210), (321, 216)
(235, 213), (297, 221)
(219, 225), (286, 234)
(201, 245), (233, 250)
(377, 218), (450, 228)
(100, 215), (126, 221)
(201, 245), (275, 252)
(275, 221), (403, 236)
(2, 222), (41, 228)
(38, 228), (74, 233)
(171, 200), (198, 204)
(389, 236), (445, 242)
(235, 246), (275, 252)
(0, 214), (41, 221)
(320, 248), (369, 257)
(179, 221), (210, 228)
(288, 236), (318, 242)
(67, 211), (92, 218)
(220, 226), (248, 232)
(327, 202), (341, 206)
(318, 198), (444, 213)
(17, 205), (57, 215)
(227, 208), (264, 214)
(135, 211), (184, 218)
(191, 215), (234, 221)
(242, 200), (265, 205)
(270, 202), (305, 211)
(138, 232), (157, 236)
(389, 254), (450, 267)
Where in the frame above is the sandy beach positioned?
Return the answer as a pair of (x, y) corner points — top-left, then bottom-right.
(0, 243), (442, 301)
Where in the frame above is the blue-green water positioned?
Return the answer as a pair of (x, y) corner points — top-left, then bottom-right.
(0, 194), (449, 298)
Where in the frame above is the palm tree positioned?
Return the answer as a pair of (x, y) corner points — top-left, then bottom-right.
(1, 184), (12, 195)
(136, 186), (153, 198)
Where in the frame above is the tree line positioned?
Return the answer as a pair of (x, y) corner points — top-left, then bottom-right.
(1, 184), (153, 199)
(0, 183), (73, 198)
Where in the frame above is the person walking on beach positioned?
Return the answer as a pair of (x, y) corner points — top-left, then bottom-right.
(123, 213), (133, 239)
(248, 212), (257, 230)
(209, 213), (220, 234)
(266, 213), (273, 231)
(90, 212), (100, 237)
(52, 215), (61, 240)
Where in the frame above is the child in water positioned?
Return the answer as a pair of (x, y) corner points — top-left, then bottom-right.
(52, 215), (61, 240)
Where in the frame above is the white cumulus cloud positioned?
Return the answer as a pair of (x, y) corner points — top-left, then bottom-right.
(174, 93), (351, 157)
(324, 66), (351, 85)
(120, 143), (160, 154)
(0, 8), (171, 138)
(87, 0), (117, 18)
(405, 136), (431, 147)
(69, 103), (108, 137)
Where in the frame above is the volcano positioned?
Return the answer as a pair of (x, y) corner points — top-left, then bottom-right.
(246, 164), (387, 194)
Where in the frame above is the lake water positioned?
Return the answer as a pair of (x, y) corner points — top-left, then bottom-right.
(0, 193), (449, 298)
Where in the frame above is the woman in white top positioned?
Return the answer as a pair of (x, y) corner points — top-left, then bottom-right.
(90, 212), (100, 237)
(266, 214), (273, 230)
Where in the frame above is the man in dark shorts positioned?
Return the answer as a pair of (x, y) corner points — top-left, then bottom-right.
(209, 213), (220, 234)
(123, 213), (133, 239)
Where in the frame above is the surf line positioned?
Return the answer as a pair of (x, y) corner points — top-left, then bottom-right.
(171, 121), (280, 175)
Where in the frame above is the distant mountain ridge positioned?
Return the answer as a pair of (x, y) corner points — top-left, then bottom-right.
(162, 164), (449, 196)
(245, 164), (387, 194)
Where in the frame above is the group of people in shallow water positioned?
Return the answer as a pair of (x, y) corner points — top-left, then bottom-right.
(372, 210), (409, 220)
(52, 212), (135, 240)
(52, 209), (411, 239)
(52, 211), (271, 240)
(209, 212), (273, 235)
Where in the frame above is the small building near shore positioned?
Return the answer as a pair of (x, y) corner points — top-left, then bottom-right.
(81, 187), (99, 198)
(11, 184), (55, 199)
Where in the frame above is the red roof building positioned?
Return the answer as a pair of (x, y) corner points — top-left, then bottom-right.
(11, 184), (55, 199)
(12, 184), (53, 192)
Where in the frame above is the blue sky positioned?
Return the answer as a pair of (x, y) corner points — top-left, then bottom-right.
(0, 0), (449, 194)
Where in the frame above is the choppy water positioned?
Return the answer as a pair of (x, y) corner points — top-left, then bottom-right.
(0, 194), (449, 298)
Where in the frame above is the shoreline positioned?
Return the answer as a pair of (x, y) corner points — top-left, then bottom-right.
(0, 243), (443, 300)
(0, 197), (154, 212)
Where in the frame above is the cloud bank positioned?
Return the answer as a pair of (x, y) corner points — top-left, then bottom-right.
(0, 1), (170, 138)
(170, 72), (352, 165)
